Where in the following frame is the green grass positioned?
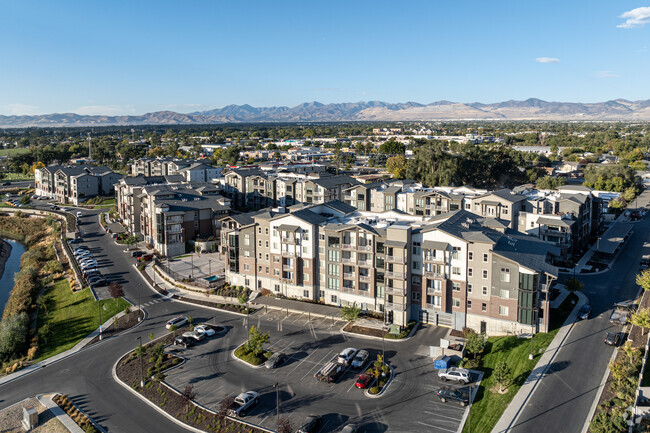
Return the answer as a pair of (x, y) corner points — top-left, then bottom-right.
(3, 172), (34, 180)
(0, 148), (30, 157)
(35, 279), (129, 362)
(463, 297), (577, 433)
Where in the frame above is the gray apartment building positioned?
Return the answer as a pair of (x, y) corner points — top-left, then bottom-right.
(37, 165), (122, 204)
(222, 204), (558, 335)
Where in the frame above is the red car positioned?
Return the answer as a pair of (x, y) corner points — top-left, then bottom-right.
(137, 254), (153, 262)
(355, 373), (375, 389)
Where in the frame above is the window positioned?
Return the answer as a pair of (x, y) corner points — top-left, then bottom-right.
(319, 233), (325, 240)
(482, 286), (488, 295)
(303, 232), (309, 241)
(244, 234), (250, 246)
(265, 241), (269, 248)
(500, 268), (510, 282)
(258, 253), (262, 259)
(499, 306), (509, 316)
(303, 246), (309, 254)
(327, 263), (340, 276)
(412, 275), (421, 285)
(265, 254), (269, 260)
(500, 289), (509, 298)
(327, 277), (340, 290)
(274, 284), (280, 291)
(273, 243), (278, 249)
(412, 261), (420, 270)
(468, 251), (473, 261)
(304, 260), (309, 267)
(453, 298), (461, 307)
(467, 300), (472, 308)
(452, 247), (460, 260)
(273, 256), (280, 263)
(331, 294), (338, 303)
(303, 290), (309, 298)
(412, 242), (421, 255)
(265, 228), (269, 235)
(258, 240), (262, 246)
(274, 269), (280, 276)
(503, 208), (509, 215)
(482, 269), (488, 279)
(481, 302), (487, 312)
(468, 268), (473, 277)
(258, 227), (262, 234)
(452, 266), (461, 276)
(328, 236), (340, 247)
(412, 291), (421, 301)
(244, 251), (250, 257)
(327, 250), (340, 262)
(483, 253), (488, 263)
(266, 267), (269, 273)
(243, 264), (249, 271)
(304, 274), (309, 281)
(452, 282), (461, 291)
(468, 284), (472, 293)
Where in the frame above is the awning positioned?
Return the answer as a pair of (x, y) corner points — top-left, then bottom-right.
(384, 240), (407, 247)
(422, 240), (449, 250)
(277, 224), (300, 232)
(536, 217), (575, 228)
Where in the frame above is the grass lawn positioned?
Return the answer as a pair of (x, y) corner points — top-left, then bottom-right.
(0, 148), (30, 157)
(35, 279), (129, 363)
(463, 293), (578, 433)
(3, 172), (34, 180)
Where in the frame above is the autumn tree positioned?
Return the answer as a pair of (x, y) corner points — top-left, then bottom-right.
(630, 308), (650, 336)
(636, 269), (650, 291)
(386, 156), (407, 179)
(494, 360), (512, 393)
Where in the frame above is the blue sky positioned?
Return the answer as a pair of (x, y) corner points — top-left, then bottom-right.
(1, 1), (649, 115)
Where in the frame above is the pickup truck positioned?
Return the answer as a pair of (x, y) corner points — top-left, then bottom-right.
(609, 302), (637, 326)
(227, 391), (259, 417)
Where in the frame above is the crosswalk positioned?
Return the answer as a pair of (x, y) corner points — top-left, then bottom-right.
(141, 295), (172, 308)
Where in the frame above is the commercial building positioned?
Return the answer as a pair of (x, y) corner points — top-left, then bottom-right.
(222, 203), (558, 335)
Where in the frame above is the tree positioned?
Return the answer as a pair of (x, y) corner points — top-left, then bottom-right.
(124, 235), (139, 248)
(623, 186), (637, 202)
(277, 417), (295, 433)
(636, 269), (650, 291)
(341, 302), (362, 321)
(20, 195), (31, 206)
(565, 277), (584, 292)
(181, 384), (197, 413)
(244, 325), (269, 356)
(386, 156), (407, 179)
(630, 308), (650, 335)
(494, 360), (512, 393)
(169, 324), (178, 337)
(107, 282), (124, 307)
(217, 396), (235, 423)
(463, 328), (484, 360)
(378, 139), (405, 155)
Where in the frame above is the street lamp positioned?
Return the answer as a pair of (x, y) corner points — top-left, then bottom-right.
(273, 383), (280, 429)
(98, 300), (103, 341)
(138, 283), (142, 322)
(137, 336), (145, 388)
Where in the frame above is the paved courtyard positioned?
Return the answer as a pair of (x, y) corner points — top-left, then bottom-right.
(164, 253), (225, 280)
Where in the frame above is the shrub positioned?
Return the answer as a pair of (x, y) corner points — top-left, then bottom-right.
(369, 386), (379, 394)
(0, 312), (29, 361)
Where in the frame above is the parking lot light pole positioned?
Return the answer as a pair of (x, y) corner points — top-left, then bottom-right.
(138, 283), (143, 322)
(137, 336), (145, 388)
(98, 300), (102, 341)
(273, 382), (279, 428)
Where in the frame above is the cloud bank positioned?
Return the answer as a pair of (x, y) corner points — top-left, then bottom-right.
(617, 7), (650, 29)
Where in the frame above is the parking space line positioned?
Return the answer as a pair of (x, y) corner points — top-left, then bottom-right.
(286, 346), (318, 375)
(416, 421), (456, 432)
(290, 313), (304, 324)
(300, 349), (335, 381)
(422, 411), (463, 422)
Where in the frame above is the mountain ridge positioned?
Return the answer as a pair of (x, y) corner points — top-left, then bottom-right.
(3, 98), (650, 127)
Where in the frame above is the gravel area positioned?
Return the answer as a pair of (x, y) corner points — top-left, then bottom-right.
(0, 397), (68, 433)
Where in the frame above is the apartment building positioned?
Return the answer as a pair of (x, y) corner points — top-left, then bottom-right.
(137, 183), (231, 256)
(222, 204), (558, 335)
(41, 165), (122, 204)
(131, 158), (220, 181)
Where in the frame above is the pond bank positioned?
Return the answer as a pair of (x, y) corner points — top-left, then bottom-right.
(0, 238), (26, 317)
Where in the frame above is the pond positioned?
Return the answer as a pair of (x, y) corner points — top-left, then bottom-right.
(0, 239), (27, 317)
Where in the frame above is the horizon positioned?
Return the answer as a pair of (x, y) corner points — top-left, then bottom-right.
(2, 1), (650, 116)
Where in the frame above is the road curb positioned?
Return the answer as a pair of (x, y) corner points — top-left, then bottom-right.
(339, 321), (421, 343)
(364, 364), (395, 398)
(230, 342), (266, 369)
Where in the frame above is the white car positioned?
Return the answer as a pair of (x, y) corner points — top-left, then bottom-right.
(76, 211), (83, 218)
(227, 391), (259, 417)
(194, 324), (216, 337)
(166, 315), (188, 330)
(182, 331), (205, 342)
(351, 350), (369, 368)
(337, 347), (358, 365)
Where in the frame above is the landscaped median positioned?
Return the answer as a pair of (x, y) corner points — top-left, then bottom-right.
(363, 356), (395, 398)
(233, 326), (273, 367)
(115, 334), (268, 433)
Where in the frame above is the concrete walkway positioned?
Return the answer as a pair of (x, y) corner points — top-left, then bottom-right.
(0, 311), (129, 387)
(37, 394), (85, 433)
(252, 295), (344, 320)
(491, 291), (588, 433)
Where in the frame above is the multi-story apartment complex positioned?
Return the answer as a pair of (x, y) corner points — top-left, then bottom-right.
(136, 183), (231, 256)
(222, 203), (559, 335)
(223, 167), (359, 211)
(36, 165), (122, 204)
(131, 157), (220, 181)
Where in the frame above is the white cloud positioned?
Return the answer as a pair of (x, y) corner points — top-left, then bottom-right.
(617, 7), (650, 28)
(74, 105), (137, 115)
(535, 57), (560, 63)
(0, 103), (41, 115)
(596, 70), (619, 78)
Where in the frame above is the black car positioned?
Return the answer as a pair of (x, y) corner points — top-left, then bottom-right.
(69, 238), (83, 244)
(173, 336), (194, 348)
(296, 415), (322, 433)
(1, 182), (10, 186)
(265, 352), (286, 369)
(578, 305), (591, 320)
(605, 332), (622, 346)
(436, 386), (470, 406)
(90, 278), (109, 288)
(131, 251), (145, 258)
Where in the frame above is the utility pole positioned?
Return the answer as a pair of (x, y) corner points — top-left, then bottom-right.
(137, 336), (145, 387)
(273, 382), (279, 429)
(87, 132), (91, 161)
(138, 283), (142, 322)
(98, 301), (103, 340)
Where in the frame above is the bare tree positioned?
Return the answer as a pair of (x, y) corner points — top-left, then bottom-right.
(108, 282), (125, 307)
(217, 396), (234, 424)
(277, 416), (295, 433)
(181, 384), (197, 413)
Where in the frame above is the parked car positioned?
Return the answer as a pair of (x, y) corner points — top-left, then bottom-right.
(90, 279), (109, 288)
(137, 254), (154, 262)
(194, 324), (216, 337)
(173, 336), (194, 348)
(69, 238), (83, 244)
(1, 181), (10, 186)
(83, 269), (99, 278)
(337, 348), (358, 365)
(182, 331), (205, 342)
(227, 391), (259, 417)
(354, 373), (375, 389)
(436, 386), (470, 406)
(76, 253), (93, 261)
(80, 261), (98, 269)
(605, 332), (622, 346)
(49, 205), (60, 210)
(438, 367), (471, 384)
(166, 316), (188, 330)
(87, 274), (102, 282)
(578, 305), (592, 320)
(296, 415), (322, 433)
(76, 211), (83, 218)
(339, 425), (360, 433)
(73, 248), (90, 255)
(265, 352), (286, 369)
(131, 251), (145, 258)
(351, 350), (369, 368)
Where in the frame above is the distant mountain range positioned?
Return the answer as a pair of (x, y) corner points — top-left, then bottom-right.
(3, 98), (650, 127)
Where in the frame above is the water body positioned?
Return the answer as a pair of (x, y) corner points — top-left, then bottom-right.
(0, 239), (27, 318)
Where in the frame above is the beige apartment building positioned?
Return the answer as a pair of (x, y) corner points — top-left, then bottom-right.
(222, 203), (558, 335)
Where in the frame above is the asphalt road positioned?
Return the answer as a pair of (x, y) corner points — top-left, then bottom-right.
(0, 208), (460, 432)
(509, 202), (650, 433)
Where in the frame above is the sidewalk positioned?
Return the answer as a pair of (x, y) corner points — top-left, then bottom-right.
(37, 394), (85, 433)
(0, 310), (129, 387)
(252, 294), (344, 320)
(491, 291), (587, 433)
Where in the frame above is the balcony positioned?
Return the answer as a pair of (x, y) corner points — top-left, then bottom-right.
(386, 255), (406, 263)
(357, 260), (372, 267)
(385, 302), (406, 311)
(281, 250), (295, 257)
(343, 272), (355, 279)
(385, 271), (404, 279)
(385, 286), (403, 296)
(341, 243), (355, 250)
(341, 286), (356, 294)
(423, 255), (445, 263)
(426, 286), (442, 295)
(282, 265), (293, 271)
(424, 271), (445, 279)
(344, 194), (354, 200)
(342, 257), (355, 264)
(359, 275), (372, 283)
(281, 237), (298, 244)
(357, 245), (372, 251)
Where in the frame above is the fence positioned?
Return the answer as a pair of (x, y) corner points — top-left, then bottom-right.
(153, 258), (225, 290)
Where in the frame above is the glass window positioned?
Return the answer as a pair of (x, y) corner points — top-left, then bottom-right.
(482, 286), (488, 295)
(453, 298), (461, 307)
(327, 250), (340, 262)
(468, 251), (473, 261)
(482, 269), (488, 279)
(500, 268), (510, 282)
(452, 282), (461, 291)
(499, 306), (509, 316)
(467, 300), (472, 308)
(328, 236), (340, 247)
(452, 266), (461, 276)
(468, 268), (473, 277)
(483, 253), (488, 263)
(482, 302), (487, 312)
(500, 289), (509, 298)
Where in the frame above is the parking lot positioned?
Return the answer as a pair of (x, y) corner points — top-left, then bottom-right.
(164, 308), (471, 433)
